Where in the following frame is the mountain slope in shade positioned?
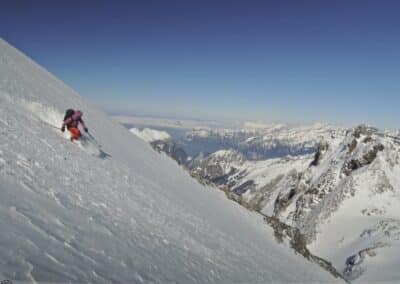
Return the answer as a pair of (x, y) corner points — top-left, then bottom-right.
(0, 39), (340, 283)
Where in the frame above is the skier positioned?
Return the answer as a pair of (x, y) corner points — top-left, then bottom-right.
(61, 109), (89, 141)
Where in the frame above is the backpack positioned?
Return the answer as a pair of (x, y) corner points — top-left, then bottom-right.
(64, 109), (75, 121)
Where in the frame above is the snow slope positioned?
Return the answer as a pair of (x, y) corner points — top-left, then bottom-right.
(0, 39), (341, 283)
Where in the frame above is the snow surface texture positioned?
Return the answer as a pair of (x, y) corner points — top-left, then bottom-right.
(0, 39), (340, 283)
(130, 128), (171, 143)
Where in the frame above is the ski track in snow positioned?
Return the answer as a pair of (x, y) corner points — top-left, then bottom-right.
(0, 39), (341, 283)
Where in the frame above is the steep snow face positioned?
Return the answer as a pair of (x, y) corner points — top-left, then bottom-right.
(0, 39), (340, 283)
(130, 127), (171, 142)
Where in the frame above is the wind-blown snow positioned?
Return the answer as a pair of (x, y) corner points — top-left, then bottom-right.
(130, 128), (171, 142)
(0, 38), (340, 283)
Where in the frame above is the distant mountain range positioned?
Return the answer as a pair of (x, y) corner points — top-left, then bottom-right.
(130, 122), (400, 282)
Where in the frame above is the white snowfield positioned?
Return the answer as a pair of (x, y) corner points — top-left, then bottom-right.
(0, 39), (341, 283)
(130, 128), (171, 143)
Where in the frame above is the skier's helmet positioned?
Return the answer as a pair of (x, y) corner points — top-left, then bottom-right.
(64, 109), (75, 120)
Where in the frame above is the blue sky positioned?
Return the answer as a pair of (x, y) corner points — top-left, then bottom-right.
(1, 0), (400, 128)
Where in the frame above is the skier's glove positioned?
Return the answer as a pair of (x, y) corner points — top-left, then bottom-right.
(84, 128), (89, 132)
(61, 126), (65, 132)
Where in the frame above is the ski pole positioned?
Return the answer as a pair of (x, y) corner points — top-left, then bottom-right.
(87, 132), (102, 147)
(87, 132), (96, 141)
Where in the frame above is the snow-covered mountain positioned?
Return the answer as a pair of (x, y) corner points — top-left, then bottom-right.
(185, 123), (341, 160)
(0, 39), (342, 283)
(187, 149), (314, 211)
(130, 127), (171, 142)
(149, 122), (400, 282)
(297, 126), (400, 283)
